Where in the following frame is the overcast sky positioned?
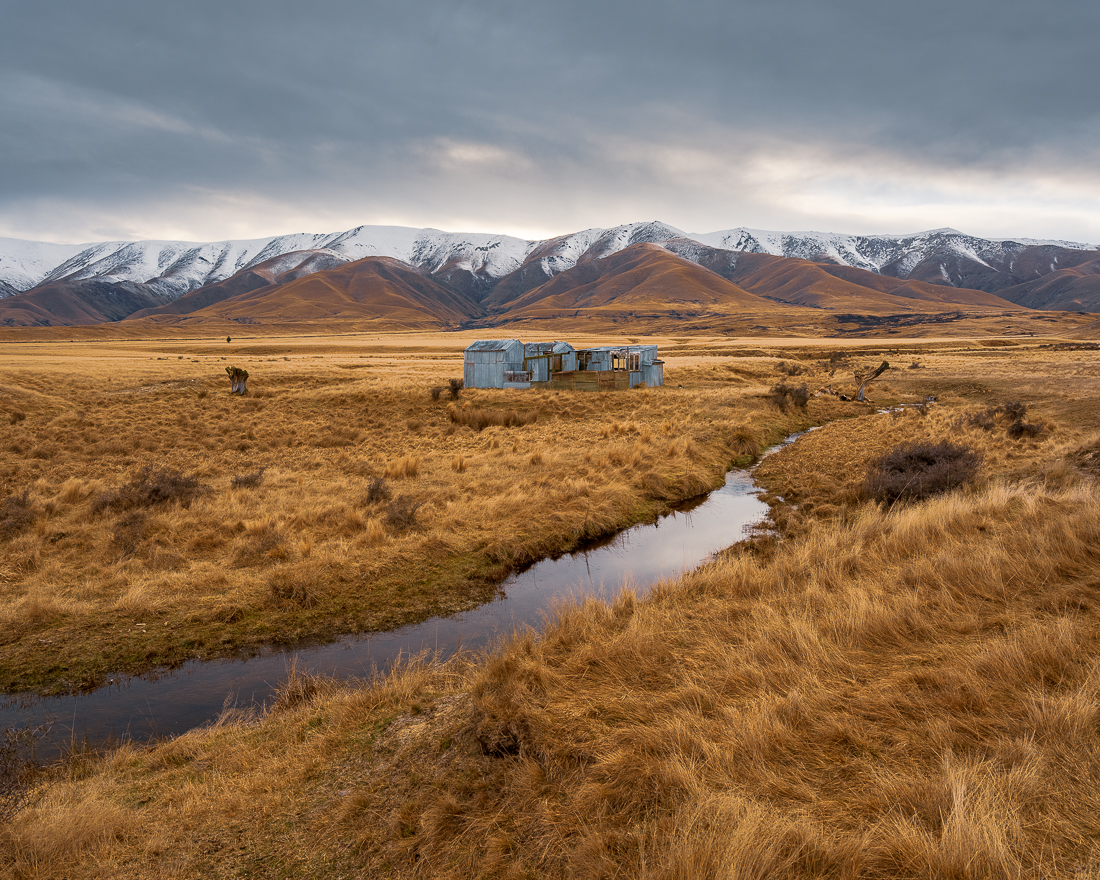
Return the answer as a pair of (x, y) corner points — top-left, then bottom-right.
(2, 0), (1099, 245)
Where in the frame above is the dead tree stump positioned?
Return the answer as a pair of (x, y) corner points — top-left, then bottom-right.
(854, 361), (889, 402)
(226, 366), (249, 395)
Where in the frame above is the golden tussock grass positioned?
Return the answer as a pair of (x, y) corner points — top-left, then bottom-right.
(0, 331), (823, 692)
(4, 334), (1100, 878)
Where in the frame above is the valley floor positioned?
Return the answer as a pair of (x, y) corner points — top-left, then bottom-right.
(2, 329), (1100, 878)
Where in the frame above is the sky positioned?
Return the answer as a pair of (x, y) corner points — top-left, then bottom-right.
(2, 0), (1099, 246)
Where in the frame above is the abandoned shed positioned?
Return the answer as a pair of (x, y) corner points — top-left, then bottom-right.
(462, 338), (525, 389)
(463, 339), (663, 390)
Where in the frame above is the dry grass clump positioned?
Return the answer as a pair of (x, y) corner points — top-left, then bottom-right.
(448, 406), (539, 431)
(385, 456), (420, 479)
(1, 723), (50, 824)
(229, 468), (265, 489)
(269, 659), (340, 712)
(864, 440), (982, 505)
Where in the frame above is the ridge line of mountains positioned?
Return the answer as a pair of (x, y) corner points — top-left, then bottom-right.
(1, 221), (1098, 329)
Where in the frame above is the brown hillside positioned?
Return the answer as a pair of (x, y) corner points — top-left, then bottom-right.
(0, 280), (169, 327)
(497, 244), (776, 319)
(727, 253), (1023, 313)
(996, 261), (1100, 311)
(181, 256), (484, 327)
(127, 250), (353, 320)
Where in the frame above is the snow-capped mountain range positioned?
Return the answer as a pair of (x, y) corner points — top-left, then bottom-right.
(1, 222), (1095, 302)
(2, 221), (1099, 328)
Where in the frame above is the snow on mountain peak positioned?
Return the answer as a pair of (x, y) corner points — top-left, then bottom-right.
(0, 222), (1097, 304)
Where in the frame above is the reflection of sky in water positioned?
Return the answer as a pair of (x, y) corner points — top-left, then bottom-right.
(1, 469), (769, 754)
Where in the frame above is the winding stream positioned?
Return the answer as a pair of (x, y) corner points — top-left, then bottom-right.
(2, 434), (807, 755)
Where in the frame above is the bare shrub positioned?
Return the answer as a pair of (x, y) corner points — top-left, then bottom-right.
(230, 468), (265, 490)
(768, 382), (810, 412)
(91, 467), (205, 514)
(1, 722), (51, 824)
(448, 378), (464, 400)
(364, 477), (392, 506)
(963, 401), (1044, 441)
(430, 386), (443, 402)
(448, 407), (539, 432)
(778, 361), (805, 376)
(0, 490), (35, 540)
(865, 440), (982, 504)
(385, 495), (424, 531)
(1007, 419), (1045, 440)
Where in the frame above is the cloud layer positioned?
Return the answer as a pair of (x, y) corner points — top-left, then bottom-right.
(2, 0), (1098, 244)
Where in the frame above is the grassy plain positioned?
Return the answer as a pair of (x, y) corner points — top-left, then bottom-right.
(1, 330), (842, 694)
(3, 329), (1100, 879)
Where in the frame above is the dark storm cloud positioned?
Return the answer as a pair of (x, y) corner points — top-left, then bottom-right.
(1, 0), (1098, 242)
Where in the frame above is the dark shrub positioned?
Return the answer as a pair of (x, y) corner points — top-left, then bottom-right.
(865, 441), (981, 504)
(448, 378), (464, 400)
(430, 386), (444, 402)
(92, 467), (205, 514)
(1007, 419), (1044, 440)
(778, 361), (805, 377)
(768, 382), (810, 412)
(364, 477), (392, 506)
(385, 495), (424, 531)
(0, 490), (34, 540)
(963, 401), (1043, 440)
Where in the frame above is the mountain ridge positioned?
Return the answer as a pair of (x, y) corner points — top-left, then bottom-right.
(1, 222), (1097, 327)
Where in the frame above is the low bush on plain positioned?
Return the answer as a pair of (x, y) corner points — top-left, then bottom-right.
(91, 466), (205, 514)
(364, 477), (392, 506)
(385, 495), (424, 532)
(0, 490), (35, 540)
(448, 378), (464, 400)
(448, 407), (539, 431)
(962, 401), (1044, 441)
(768, 382), (810, 412)
(865, 440), (982, 504)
